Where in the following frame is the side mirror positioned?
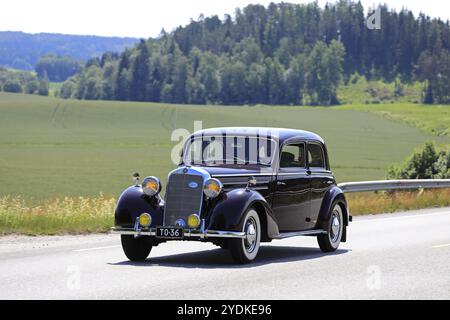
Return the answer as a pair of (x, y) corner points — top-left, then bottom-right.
(132, 172), (140, 186)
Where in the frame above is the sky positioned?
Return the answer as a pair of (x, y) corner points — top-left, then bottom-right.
(0, 0), (449, 38)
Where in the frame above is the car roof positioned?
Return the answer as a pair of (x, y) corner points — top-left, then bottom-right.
(190, 127), (325, 144)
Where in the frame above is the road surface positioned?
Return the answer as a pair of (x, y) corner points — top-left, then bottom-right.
(1, 207), (449, 300)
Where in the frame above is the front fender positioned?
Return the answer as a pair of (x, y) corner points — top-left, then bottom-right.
(207, 189), (279, 240)
(114, 186), (164, 228)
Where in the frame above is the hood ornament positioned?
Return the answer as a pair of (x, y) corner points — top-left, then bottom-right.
(246, 176), (257, 191)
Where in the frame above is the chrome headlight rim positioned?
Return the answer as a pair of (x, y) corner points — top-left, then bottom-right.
(142, 176), (162, 196)
(203, 178), (223, 199)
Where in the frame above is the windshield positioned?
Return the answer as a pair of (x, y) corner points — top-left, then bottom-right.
(183, 135), (277, 167)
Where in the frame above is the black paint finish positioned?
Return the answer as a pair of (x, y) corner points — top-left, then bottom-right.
(114, 128), (348, 242)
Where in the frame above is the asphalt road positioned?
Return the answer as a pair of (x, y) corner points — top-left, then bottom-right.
(1, 207), (450, 300)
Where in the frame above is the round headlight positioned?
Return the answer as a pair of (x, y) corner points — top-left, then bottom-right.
(142, 176), (161, 196)
(203, 178), (223, 198)
(187, 214), (201, 229)
(139, 213), (152, 227)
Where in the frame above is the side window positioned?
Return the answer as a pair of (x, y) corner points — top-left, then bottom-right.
(280, 144), (306, 168)
(307, 143), (325, 169)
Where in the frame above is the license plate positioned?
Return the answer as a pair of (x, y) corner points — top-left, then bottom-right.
(156, 227), (184, 239)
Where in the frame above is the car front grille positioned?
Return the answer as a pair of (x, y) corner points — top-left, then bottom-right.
(164, 173), (204, 227)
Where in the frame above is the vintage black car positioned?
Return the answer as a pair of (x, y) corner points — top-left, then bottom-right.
(112, 127), (350, 264)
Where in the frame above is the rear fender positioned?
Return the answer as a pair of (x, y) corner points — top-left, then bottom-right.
(317, 186), (349, 242)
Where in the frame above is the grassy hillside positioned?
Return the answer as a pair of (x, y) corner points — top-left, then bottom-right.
(339, 103), (450, 136)
(337, 76), (423, 105)
(1, 92), (449, 200)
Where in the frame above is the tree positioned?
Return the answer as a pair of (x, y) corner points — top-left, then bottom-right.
(418, 49), (450, 104)
(25, 80), (39, 94)
(3, 80), (23, 93)
(285, 54), (307, 105)
(387, 142), (449, 179)
(265, 58), (286, 104)
(305, 40), (344, 105)
(246, 63), (267, 104)
(172, 56), (189, 103)
(196, 52), (220, 103)
(0, 66), (42, 96)
(35, 54), (81, 82)
(220, 60), (248, 104)
(38, 79), (49, 96)
(59, 78), (77, 99)
(115, 50), (131, 100)
(130, 40), (150, 101)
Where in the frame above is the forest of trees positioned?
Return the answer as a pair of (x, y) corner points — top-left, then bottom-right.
(0, 67), (49, 96)
(35, 55), (81, 82)
(0, 31), (138, 71)
(60, 1), (450, 105)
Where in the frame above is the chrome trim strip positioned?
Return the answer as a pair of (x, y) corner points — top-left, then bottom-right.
(211, 173), (275, 178)
(276, 172), (310, 177)
(212, 172), (314, 178)
(273, 229), (327, 239)
(111, 227), (246, 239)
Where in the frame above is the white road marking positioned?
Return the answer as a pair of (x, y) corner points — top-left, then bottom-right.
(432, 243), (450, 249)
(73, 245), (120, 252)
(353, 211), (450, 224)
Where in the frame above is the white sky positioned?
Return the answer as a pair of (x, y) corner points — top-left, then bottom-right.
(0, 0), (449, 38)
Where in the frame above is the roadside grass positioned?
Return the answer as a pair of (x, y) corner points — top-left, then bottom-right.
(347, 189), (450, 216)
(1, 190), (449, 235)
(0, 195), (115, 235)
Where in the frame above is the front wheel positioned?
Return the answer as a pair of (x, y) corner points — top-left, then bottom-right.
(317, 203), (344, 252)
(121, 235), (153, 261)
(229, 209), (261, 264)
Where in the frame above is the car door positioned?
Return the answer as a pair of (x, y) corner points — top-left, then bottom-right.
(272, 142), (311, 232)
(307, 142), (335, 228)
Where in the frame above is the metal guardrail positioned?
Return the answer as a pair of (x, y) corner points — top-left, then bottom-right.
(338, 179), (450, 193)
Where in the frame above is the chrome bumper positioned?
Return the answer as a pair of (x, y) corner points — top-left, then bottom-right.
(111, 227), (246, 239)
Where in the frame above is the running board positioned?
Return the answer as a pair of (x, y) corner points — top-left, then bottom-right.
(273, 229), (327, 240)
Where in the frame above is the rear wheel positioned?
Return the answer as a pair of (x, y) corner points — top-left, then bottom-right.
(229, 209), (261, 264)
(121, 235), (153, 261)
(317, 203), (344, 252)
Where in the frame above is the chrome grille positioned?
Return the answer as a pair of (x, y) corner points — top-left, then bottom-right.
(164, 173), (203, 227)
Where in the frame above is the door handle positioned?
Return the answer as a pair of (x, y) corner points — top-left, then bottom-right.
(277, 181), (287, 186)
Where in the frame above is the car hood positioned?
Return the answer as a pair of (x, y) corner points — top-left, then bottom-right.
(198, 166), (274, 178)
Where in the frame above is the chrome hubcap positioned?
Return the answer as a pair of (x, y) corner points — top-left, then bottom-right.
(330, 212), (341, 243)
(244, 218), (257, 253)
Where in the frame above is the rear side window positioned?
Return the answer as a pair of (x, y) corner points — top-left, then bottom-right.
(280, 144), (306, 168)
(308, 143), (325, 169)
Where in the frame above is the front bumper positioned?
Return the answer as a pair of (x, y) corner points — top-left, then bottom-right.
(111, 227), (246, 240)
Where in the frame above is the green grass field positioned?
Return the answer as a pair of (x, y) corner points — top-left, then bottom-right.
(1, 92), (449, 200)
(339, 103), (450, 136)
(337, 76), (423, 105)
